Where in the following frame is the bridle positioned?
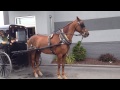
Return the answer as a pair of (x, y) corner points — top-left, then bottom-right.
(55, 21), (86, 35)
(75, 21), (86, 36)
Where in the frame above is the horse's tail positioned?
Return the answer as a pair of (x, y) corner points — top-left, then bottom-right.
(27, 39), (30, 50)
(27, 37), (33, 49)
(27, 37), (33, 66)
(27, 35), (37, 49)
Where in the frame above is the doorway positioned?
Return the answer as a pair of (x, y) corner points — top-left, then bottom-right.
(27, 27), (35, 38)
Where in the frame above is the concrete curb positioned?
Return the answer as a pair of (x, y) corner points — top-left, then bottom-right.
(40, 64), (120, 68)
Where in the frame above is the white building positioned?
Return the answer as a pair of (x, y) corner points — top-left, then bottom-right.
(3, 11), (120, 61)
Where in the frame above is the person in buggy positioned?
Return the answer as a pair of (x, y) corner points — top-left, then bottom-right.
(0, 30), (16, 45)
(0, 30), (8, 44)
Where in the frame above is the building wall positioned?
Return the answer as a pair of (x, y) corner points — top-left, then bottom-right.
(8, 11), (50, 35)
(47, 11), (55, 34)
(0, 11), (4, 25)
(54, 11), (120, 21)
(3, 11), (9, 25)
(54, 11), (120, 59)
(5, 11), (120, 60)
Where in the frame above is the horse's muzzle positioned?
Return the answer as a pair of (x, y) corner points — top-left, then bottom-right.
(82, 32), (89, 38)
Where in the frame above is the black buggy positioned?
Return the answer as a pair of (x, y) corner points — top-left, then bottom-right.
(0, 24), (29, 78)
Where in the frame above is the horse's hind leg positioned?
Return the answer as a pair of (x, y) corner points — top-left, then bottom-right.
(28, 52), (31, 66)
(35, 51), (43, 77)
(31, 51), (38, 78)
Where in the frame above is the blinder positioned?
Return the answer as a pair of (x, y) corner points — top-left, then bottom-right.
(78, 21), (85, 28)
(77, 21), (89, 37)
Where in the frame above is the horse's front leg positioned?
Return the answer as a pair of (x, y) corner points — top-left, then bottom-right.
(62, 54), (68, 79)
(57, 54), (62, 79)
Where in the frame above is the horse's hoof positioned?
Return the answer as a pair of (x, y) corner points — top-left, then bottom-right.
(34, 73), (38, 78)
(38, 71), (43, 76)
(57, 75), (62, 79)
(62, 75), (68, 79)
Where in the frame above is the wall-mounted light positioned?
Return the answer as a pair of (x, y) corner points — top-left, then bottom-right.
(49, 15), (53, 34)
(49, 15), (52, 18)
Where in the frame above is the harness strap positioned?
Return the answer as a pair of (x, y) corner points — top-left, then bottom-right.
(48, 35), (56, 55)
(59, 29), (72, 45)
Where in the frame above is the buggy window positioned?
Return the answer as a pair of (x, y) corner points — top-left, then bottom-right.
(11, 28), (26, 42)
(16, 29), (26, 42)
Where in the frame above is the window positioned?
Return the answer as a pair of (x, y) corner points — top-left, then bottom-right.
(15, 16), (36, 27)
(16, 29), (26, 42)
(0, 11), (4, 26)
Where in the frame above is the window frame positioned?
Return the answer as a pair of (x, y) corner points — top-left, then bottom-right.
(15, 16), (36, 28)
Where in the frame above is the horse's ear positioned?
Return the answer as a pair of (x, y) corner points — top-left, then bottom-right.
(76, 16), (80, 21)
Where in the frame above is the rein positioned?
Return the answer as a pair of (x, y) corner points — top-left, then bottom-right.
(80, 36), (84, 46)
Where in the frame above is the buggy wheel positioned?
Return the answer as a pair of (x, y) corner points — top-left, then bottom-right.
(0, 52), (12, 78)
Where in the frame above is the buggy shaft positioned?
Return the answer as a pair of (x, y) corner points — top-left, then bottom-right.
(11, 43), (61, 54)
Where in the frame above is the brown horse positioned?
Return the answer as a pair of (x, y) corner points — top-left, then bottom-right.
(27, 17), (89, 79)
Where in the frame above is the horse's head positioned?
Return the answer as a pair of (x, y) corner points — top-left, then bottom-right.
(75, 17), (89, 38)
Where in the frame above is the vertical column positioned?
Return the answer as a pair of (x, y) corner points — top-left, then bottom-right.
(3, 11), (9, 25)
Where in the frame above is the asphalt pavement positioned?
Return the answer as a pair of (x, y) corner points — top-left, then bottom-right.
(1, 65), (120, 79)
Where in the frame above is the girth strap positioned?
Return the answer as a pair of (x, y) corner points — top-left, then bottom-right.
(48, 34), (56, 55)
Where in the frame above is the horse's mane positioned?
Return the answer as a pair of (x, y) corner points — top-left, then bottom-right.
(63, 21), (73, 28)
(62, 21), (74, 33)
